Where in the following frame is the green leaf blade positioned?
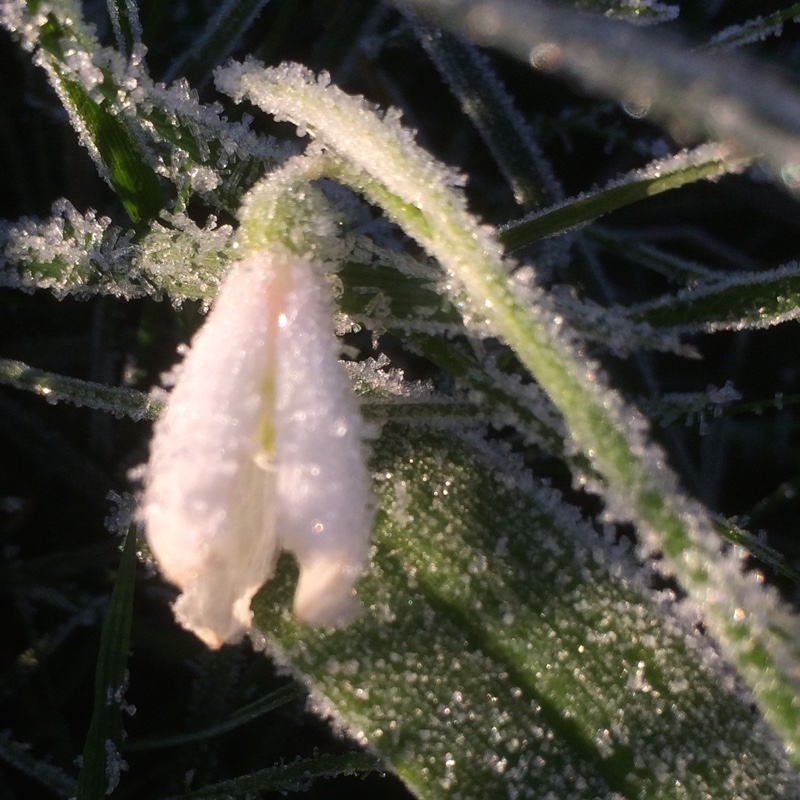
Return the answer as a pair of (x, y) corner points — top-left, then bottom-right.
(76, 529), (137, 799)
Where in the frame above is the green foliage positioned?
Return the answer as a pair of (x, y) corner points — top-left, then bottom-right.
(2, 1), (800, 798)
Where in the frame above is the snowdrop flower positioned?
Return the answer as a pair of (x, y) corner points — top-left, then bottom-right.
(141, 248), (373, 649)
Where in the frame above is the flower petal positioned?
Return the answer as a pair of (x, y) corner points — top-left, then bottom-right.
(142, 252), (288, 648)
(142, 248), (373, 647)
(274, 255), (373, 626)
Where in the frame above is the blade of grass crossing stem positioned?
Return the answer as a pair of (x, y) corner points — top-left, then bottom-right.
(77, 528), (137, 799)
(166, 752), (382, 799)
(498, 146), (749, 250)
(123, 682), (306, 752)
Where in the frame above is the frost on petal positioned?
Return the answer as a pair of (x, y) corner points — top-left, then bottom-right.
(142, 248), (373, 647)
(275, 257), (373, 627)
(142, 252), (288, 648)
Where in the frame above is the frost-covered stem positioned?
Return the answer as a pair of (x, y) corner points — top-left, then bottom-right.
(236, 150), (331, 255)
(216, 60), (800, 759)
(0, 357), (162, 420)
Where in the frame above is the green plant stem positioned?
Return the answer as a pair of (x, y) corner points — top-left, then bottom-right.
(219, 59), (800, 762)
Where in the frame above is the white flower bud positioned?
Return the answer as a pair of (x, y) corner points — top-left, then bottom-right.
(141, 248), (372, 648)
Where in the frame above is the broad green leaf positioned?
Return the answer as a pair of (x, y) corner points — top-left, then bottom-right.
(252, 425), (800, 799)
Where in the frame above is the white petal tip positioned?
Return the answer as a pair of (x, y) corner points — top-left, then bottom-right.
(293, 559), (363, 627)
(172, 584), (257, 649)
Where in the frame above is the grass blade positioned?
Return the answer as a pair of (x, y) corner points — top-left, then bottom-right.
(76, 528), (137, 799)
(498, 145), (748, 251)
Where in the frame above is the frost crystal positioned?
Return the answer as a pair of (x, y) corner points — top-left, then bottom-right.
(104, 739), (128, 794)
(141, 248), (373, 648)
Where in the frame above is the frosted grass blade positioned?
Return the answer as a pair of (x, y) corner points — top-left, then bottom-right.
(499, 145), (749, 251)
(414, 17), (560, 209)
(0, 202), (231, 302)
(106, 0), (143, 57)
(588, 228), (716, 283)
(0, 357), (162, 421)
(700, 3), (800, 53)
(1, 1), (288, 220)
(166, 752), (382, 799)
(568, 0), (679, 25)
(123, 683), (305, 751)
(0, 730), (78, 798)
(1, 1), (165, 224)
(627, 262), (800, 332)
(164, 0), (273, 87)
(77, 528), (137, 799)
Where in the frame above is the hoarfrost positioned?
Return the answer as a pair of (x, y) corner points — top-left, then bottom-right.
(643, 381), (742, 429)
(548, 286), (696, 357)
(0, 200), (138, 299)
(500, 143), (743, 243)
(626, 261), (800, 333)
(0, 201), (232, 303)
(137, 212), (233, 305)
(2, 1), (290, 207)
(104, 739), (128, 794)
(704, 12), (789, 53)
(608, 1), (679, 26)
(215, 59), (466, 203)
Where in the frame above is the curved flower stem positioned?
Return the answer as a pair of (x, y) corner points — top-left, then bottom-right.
(217, 60), (800, 761)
